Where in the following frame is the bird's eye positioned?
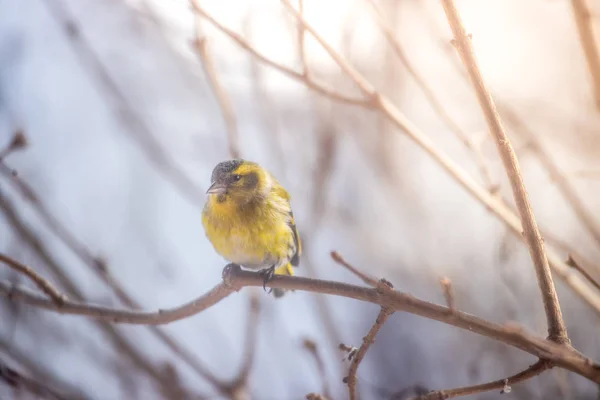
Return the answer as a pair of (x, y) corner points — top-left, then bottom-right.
(233, 174), (242, 181)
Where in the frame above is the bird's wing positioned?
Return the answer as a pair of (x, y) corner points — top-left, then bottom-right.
(288, 210), (301, 267)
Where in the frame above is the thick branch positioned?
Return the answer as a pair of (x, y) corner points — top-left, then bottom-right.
(440, 0), (568, 344)
(413, 359), (551, 400)
(1, 265), (599, 383)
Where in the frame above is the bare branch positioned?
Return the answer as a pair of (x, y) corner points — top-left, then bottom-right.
(2, 264), (599, 383)
(331, 251), (378, 287)
(345, 306), (394, 400)
(412, 359), (551, 400)
(191, 0), (369, 107)
(440, 0), (568, 344)
(570, 0), (600, 112)
(278, 0), (600, 315)
(192, 29), (241, 159)
(0, 253), (66, 305)
(566, 255), (600, 292)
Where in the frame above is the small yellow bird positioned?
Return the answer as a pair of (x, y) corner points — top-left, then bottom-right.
(202, 159), (301, 297)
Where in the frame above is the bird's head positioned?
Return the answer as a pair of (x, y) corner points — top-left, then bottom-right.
(206, 159), (271, 205)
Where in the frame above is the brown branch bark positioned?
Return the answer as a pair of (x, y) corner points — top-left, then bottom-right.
(412, 359), (551, 400)
(345, 305), (394, 400)
(2, 264), (599, 383)
(277, 0), (600, 315)
(570, 0), (600, 112)
(440, 0), (568, 344)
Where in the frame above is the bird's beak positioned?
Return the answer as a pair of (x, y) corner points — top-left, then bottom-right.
(206, 181), (227, 195)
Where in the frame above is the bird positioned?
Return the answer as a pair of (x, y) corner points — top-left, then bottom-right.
(202, 159), (301, 297)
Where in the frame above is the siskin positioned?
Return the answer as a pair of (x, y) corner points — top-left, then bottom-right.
(202, 159), (301, 297)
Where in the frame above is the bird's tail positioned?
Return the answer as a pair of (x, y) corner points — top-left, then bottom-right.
(272, 263), (294, 298)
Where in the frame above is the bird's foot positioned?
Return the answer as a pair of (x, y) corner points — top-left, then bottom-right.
(259, 266), (275, 294)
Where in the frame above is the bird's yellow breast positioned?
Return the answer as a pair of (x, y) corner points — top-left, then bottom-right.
(202, 191), (294, 269)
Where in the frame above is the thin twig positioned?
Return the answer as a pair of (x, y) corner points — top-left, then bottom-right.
(278, 0), (600, 315)
(440, 0), (569, 344)
(331, 251), (378, 287)
(570, 0), (600, 112)
(190, 1), (369, 107)
(0, 253), (66, 305)
(192, 28), (241, 159)
(566, 254), (600, 292)
(364, 0), (496, 192)
(1, 265), (600, 382)
(345, 306), (394, 400)
(439, 277), (455, 311)
(412, 359), (551, 400)
(303, 339), (332, 399)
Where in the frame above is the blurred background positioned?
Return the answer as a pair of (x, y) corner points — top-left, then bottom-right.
(1, 0), (600, 399)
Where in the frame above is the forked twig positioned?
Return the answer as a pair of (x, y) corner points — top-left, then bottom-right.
(0, 254), (66, 305)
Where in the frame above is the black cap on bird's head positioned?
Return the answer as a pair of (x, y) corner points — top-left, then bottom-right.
(207, 159), (244, 195)
(206, 159), (262, 198)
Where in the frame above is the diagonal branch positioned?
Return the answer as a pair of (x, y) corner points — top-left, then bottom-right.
(440, 0), (568, 344)
(412, 359), (551, 400)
